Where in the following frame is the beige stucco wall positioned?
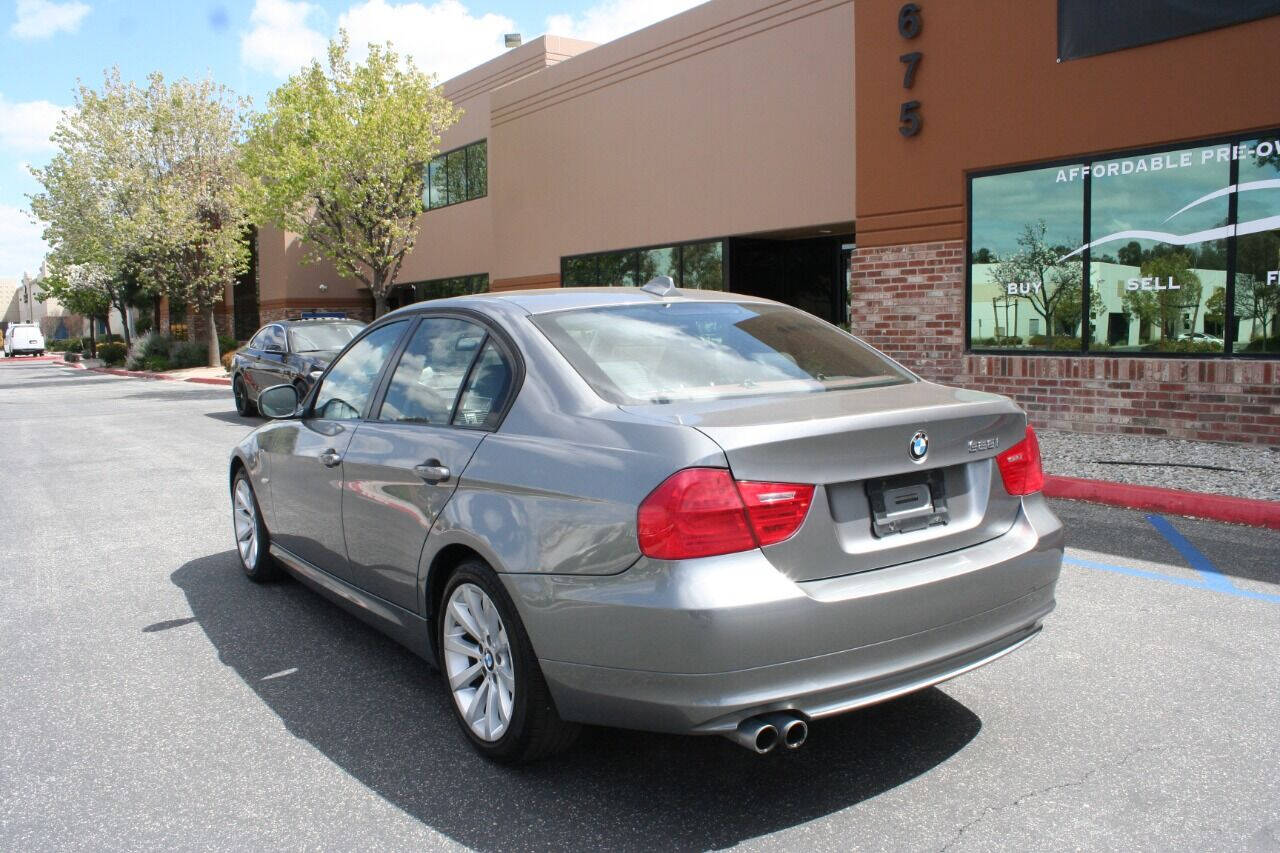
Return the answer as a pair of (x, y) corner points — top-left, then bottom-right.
(489, 0), (855, 283)
(262, 0), (855, 302)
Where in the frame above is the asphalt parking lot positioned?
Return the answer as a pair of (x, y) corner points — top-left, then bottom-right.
(2, 358), (1278, 852)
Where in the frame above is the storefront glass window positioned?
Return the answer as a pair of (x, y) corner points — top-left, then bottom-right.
(562, 256), (598, 286)
(682, 241), (724, 290)
(1087, 145), (1227, 354)
(640, 247), (678, 283)
(969, 166), (1083, 350)
(597, 251), (639, 287)
(408, 274), (489, 302)
(969, 131), (1280, 357)
(1234, 137), (1280, 354)
(562, 240), (726, 291)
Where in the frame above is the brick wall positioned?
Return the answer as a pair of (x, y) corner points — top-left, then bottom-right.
(851, 240), (1280, 445)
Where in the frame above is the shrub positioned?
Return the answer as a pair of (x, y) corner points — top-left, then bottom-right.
(97, 341), (128, 365)
(218, 335), (239, 356)
(64, 352), (80, 363)
(134, 314), (154, 335)
(141, 332), (172, 360)
(221, 345), (243, 372)
(127, 333), (172, 370)
(169, 340), (208, 368)
(972, 336), (1023, 347)
(1142, 339), (1222, 354)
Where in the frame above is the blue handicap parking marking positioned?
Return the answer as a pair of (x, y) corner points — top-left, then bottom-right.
(1064, 514), (1280, 605)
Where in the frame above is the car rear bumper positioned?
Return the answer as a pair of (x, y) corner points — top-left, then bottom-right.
(504, 495), (1063, 734)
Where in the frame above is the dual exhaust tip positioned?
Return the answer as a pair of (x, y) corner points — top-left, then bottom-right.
(726, 711), (808, 754)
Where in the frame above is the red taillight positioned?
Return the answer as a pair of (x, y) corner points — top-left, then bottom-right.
(996, 426), (1045, 496)
(737, 480), (816, 546)
(637, 468), (814, 560)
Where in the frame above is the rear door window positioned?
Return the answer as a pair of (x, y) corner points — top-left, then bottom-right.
(377, 318), (485, 425)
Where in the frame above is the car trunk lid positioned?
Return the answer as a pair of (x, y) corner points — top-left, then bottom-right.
(622, 382), (1027, 582)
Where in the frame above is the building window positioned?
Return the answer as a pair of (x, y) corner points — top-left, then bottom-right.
(968, 131), (1280, 356)
(561, 240), (724, 291)
(424, 140), (487, 210)
(392, 274), (488, 307)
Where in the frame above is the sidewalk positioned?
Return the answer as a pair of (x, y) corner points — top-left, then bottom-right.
(67, 358), (231, 386)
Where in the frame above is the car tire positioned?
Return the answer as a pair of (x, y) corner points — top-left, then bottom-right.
(232, 471), (280, 582)
(438, 559), (580, 763)
(232, 375), (257, 417)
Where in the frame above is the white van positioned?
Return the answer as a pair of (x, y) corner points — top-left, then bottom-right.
(3, 323), (45, 357)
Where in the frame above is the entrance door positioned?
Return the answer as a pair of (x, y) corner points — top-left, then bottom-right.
(727, 235), (851, 324)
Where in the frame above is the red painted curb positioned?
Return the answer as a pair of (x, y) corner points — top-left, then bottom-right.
(1044, 475), (1280, 530)
(185, 376), (231, 386)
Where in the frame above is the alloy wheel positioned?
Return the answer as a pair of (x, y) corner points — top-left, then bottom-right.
(233, 478), (259, 569)
(443, 583), (515, 742)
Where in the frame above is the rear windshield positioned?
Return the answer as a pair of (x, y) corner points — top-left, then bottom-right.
(532, 301), (914, 404)
(289, 323), (363, 352)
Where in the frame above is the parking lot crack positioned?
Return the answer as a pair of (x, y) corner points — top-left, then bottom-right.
(936, 745), (1170, 852)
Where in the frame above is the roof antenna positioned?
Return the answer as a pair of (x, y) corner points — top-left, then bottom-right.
(641, 275), (677, 297)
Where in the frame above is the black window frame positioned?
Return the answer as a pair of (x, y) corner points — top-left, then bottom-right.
(424, 139), (488, 210)
(966, 128), (1280, 360)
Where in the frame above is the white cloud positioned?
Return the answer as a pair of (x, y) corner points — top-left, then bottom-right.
(545, 0), (706, 45)
(335, 0), (515, 81)
(241, 0), (328, 77)
(0, 95), (67, 153)
(10, 0), (90, 39)
(0, 205), (46, 279)
(241, 0), (516, 82)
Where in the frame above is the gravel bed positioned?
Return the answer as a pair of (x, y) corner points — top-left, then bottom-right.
(1038, 429), (1280, 502)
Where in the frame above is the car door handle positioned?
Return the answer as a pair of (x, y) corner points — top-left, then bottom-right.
(319, 448), (343, 468)
(414, 461), (451, 483)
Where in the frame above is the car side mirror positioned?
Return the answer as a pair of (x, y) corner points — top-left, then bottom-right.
(258, 383), (301, 418)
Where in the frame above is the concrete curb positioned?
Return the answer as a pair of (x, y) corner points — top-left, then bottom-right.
(1044, 475), (1280, 530)
(82, 365), (231, 386)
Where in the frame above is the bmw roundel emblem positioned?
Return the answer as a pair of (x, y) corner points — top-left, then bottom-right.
(909, 430), (929, 462)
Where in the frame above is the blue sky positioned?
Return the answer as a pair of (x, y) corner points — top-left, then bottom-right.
(0, 0), (707, 278)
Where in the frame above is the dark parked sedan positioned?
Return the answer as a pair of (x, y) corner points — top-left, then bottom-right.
(230, 318), (365, 416)
(229, 281), (1063, 763)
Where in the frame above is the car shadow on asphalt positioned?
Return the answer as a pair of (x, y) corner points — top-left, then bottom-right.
(203, 410), (265, 425)
(171, 551), (982, 851)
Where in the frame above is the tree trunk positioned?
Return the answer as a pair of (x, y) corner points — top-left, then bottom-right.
(86, 317), (97, 359)
(372, 270), (388, 318)
(116, 300), (132, 347)
(203, 304), (220, 368)
(153, 294), (162, 333)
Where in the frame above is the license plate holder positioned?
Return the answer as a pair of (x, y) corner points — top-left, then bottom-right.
(865, 469), (949, 538)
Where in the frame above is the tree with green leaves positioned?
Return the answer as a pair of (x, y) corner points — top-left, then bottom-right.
(241, 33), (461, 318)
(1126, 251), (1202, 340)
(35, 261), (112, 357)
(990, 220), (1083, 342)
(30, 70), (249, 366)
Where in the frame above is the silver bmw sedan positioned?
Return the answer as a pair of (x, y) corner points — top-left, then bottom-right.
(229, 282), (1063, 763)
